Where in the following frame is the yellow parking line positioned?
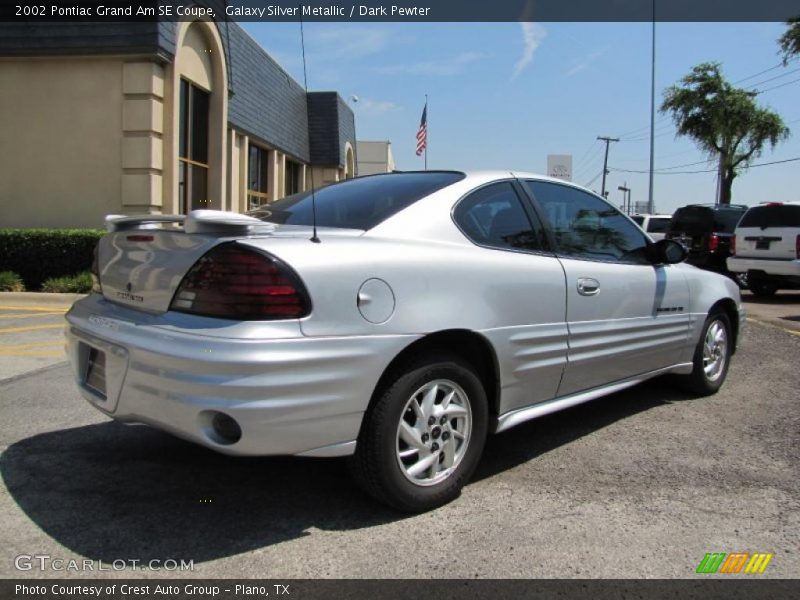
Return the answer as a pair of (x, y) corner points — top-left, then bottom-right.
(0, 324), (64, 334)
(0, 350), (64, 357)
(746, 317), (800, 337)
(0, 305), (70, 312)
(0, 312), (65, 319)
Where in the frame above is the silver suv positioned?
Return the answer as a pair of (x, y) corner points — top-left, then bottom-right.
(728, 202), (800, 296)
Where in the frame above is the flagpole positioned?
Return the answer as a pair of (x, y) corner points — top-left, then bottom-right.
(424, 93), (428, 170)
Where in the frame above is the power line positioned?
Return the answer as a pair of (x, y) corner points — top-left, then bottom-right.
(745, 66), (800, 90)
(583, 170), (604, 187)
(609, 156), (800, 175)
(733, 62), (784, 84)
(614, 61), (793, 140)
(657, 158), (713, 170)
(754, 76), (800, 95)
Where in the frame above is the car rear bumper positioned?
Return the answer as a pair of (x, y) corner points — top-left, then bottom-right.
(727, 257), (800, 278)
(65, 294), (415, 457)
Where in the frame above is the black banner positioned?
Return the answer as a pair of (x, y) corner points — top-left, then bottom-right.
(2, 579), (800, 600)
(2, 0), (799, 23)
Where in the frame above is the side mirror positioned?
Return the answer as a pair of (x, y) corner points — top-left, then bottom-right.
(649, 239), (688, 265)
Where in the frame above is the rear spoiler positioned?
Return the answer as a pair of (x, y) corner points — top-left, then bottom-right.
(105, 210), (276, 235)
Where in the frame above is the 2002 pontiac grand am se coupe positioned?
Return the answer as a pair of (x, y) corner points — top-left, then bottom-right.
(65, 171), (744, 511)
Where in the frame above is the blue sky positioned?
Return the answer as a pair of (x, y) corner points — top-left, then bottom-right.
(242, 21), (799, 214)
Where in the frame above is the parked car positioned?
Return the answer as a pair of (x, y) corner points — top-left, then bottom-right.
(65, 171), (743, 512)
(665, 204), (748, 283)
(727, 202), (800, 296)
(631, 214), (672, 241)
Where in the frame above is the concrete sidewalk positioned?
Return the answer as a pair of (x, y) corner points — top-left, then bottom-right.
(0, 291), (85, 308)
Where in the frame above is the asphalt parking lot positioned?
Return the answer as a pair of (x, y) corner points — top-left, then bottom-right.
(0, 293), (798, 579)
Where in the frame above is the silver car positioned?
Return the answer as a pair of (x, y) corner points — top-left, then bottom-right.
(65, 171), (744, 511)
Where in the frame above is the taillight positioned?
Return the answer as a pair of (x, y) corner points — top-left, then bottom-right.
(170, 243), (311, 320)
(796, 234), (800, 259)
(707, 233), (720, 252)
(90, 242), (102, 294)
(730, 234), (736, 256)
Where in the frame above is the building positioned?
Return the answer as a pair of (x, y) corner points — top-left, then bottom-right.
(356, 141), (396, 176)
(0, 17), (357, 228)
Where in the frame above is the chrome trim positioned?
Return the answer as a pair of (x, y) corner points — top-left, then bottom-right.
(493, 362), (693, 433)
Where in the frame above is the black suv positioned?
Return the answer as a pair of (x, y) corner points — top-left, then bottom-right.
(665, 204), (748, 282)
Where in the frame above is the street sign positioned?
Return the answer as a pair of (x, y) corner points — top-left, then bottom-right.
(547, 155), (572, 181)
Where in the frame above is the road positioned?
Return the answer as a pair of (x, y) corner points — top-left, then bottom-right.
(0, 300), (71, 381)
(0, 296), (798, 579)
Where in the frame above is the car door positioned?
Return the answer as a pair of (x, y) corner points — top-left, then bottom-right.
(453, 180), (568, 413)
(522, 180), (691, 396)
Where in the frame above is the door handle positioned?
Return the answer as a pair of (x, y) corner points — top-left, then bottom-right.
(577, 278), (600, 296)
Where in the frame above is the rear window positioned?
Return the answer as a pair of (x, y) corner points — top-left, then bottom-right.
(738, 205), (800, 229)
(670, 206), (744, 234)
(631, 216), (644, 226)
(248, 171), (465, 230)
(647, 217), (670, 233)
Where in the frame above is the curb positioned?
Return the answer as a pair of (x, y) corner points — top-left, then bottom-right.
(0, 291), (86, 308)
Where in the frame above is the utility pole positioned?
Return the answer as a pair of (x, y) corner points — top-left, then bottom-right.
(598, 136), (619, 198)
(647, 0), (656, 214)
(618, 183), (631, 214)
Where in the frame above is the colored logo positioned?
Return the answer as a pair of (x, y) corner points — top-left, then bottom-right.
(696, 552), (773, 574)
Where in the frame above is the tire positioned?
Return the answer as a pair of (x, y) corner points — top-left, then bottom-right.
(350, 354), (488, 512)
(748, 281), (778, 297)
(678, 311), (732, 396)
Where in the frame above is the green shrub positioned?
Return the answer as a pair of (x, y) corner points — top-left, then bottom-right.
(0, 229), (104, 290)
(40, 271), (93, 294)
(0, 270), (25, 292)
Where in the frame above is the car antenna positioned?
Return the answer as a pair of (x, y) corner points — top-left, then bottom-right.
(300, 11), (320, 243)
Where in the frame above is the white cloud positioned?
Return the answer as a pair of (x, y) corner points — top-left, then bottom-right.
(356, 98), (400, 115)
(373, 52), (487, 76)
(566, 49), (606, 77)
(310, 27), (391, 60)
(512, 22), (547, 80)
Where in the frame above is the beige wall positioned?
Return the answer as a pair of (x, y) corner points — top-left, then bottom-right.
(356, 141), (395, 176)
(1, 42), (324, 229)
(0, 58), (126, 228)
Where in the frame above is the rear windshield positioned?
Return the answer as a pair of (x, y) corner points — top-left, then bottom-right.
(647, 217), (670, 233)
(670, 206), (744, 234)
(738, 205), (800, 229)
(248, 172), (465, 230)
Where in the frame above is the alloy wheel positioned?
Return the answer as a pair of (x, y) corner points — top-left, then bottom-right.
(395, 379), (472, 486)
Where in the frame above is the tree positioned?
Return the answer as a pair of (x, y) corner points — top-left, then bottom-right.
(661, 63), (789, 205)
(778, 17), (800, 64)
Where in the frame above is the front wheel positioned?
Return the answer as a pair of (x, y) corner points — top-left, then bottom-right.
(350, 354), (488, 512)
(678, 311), (732, 396)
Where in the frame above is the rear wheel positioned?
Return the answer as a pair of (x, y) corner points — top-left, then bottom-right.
(350, 354), (488, 512)
(678, 311), (732, 396)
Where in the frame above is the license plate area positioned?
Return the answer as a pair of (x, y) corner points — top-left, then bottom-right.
(72, 334), (128, 411)
(85, 347), (107, 399)
(755, 240), (771, 250)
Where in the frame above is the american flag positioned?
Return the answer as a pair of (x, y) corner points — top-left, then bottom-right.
(415, 103), (427, 156)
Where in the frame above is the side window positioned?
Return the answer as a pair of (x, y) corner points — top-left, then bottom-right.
(525, 180), (649, 264)
(454, 182), (546, 252)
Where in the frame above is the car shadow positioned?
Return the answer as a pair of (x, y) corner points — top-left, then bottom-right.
(1, 378), (691, 565)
